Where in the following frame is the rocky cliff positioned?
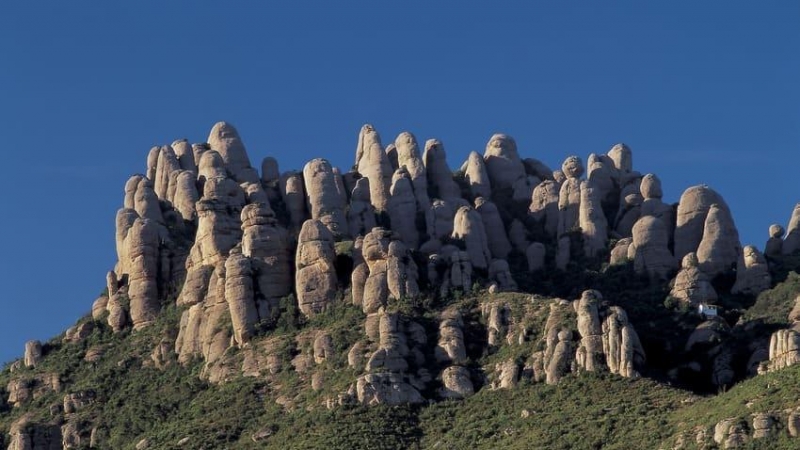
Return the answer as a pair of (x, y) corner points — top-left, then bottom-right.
(3, 122), (800, 449)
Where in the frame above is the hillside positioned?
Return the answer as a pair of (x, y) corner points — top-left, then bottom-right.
(3, 122), (800, 449)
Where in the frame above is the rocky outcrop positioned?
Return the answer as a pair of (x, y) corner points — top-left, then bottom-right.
(423, 139), (461, 202)
(530, 180), (560, 238)
(295, 220), (337, 317)
(557, 156), (583, 235)
(732, 245), (771, 296)
(765, 224), (785, 258)
(674, 185), (729, 263)
(24, 341), (42, 369)
(630, 215), (675, 280)
(475, 197), (511, 259)
(452, 206), (492, 270)
(347, 178), (377, 238)
(207, 121), (257, 182)
(464, 151), (491, 200)
(696, 204), (741, 277)
(356, 124), (393, 212)
(394, 132), (430, 214)
(579, 180), (608, 258)
(669, 252), (717, 306)
(483, 134), (525, 191)
(783, 203), (800, 255)
(389, 169), (420, 249)
(303, 158), (348, 237)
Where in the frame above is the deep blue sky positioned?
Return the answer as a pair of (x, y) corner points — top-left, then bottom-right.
(1, 2), (798, 364)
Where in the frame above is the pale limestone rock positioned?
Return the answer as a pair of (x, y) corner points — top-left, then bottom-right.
(146, 146), (159, 181)
(280, 171), (308, 229)
(495, 359), (520, 389)
(172, 170), (200, 221)
(552, 170), (566, 184)
(386, 242), (418, 301)
(351, 237), (368, 306)
(303, 158), (348, 237)
(483, 134), (525, 190)
(123, 174), (145, 210)
(356, 373), (424, 405)
(527, 242), (546, 272)
(133, 178), (163, 223)
(423, 139), (461, 202)
(512, 175), (541, 205)
(475, 197), (511, 259)
(489, 259), (517, 292)
(435, 309), (467, 365)
(575, 290), (604, 372)
(261, 156), (279, 184)
(394, 131), (431, 213)
(674, 185), (728, 262)
(444, 250), (473, 297)
(751, 413), (776, 439)
(314, 332), (334, 364)
(784, 204), (800, 254)
(224, 252), (257, 346)
(609, 237), (632, 265)
(440, 366), (474, 399)
(602, 307), (645, 378)
(732, 245), (771, 296)
(465, 151), (491, 199)
(765, 224), (784, 258)
(580, 180), (608, 258)
(347, 178), (377, 238)
(607, 143), (632, 174)
(613, 184), (643, 238)
(631, 215), (675, 280)
(24, 341), (42, 369)
(295, 220), (337, 316)
(558, 178), (582, 235)
(696, 204), (741, 277)
(355, 124), (393, 212)
(452, 206), (492, 270)
(389, 169), (420, 248)
(172, 139), (197, 173)
(669, 252), (717, 305)
(63, 322), (94, 343)
(241, 203), (291, 307)
(767, 324), (800, 371)
(362, 228), (392, 313)
(126, 218), (161, 330)
(106, 289), (129, 332)
(91, 295), (109, 320)
(530, 180), (561, 238)
(207, 122), (254, 182)
(154, 145), (180, 200)
(546, 330), (574, 385)
(427, 199), (457, 241)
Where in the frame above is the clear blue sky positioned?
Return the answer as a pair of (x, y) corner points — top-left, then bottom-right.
(1, 1), (798, 364)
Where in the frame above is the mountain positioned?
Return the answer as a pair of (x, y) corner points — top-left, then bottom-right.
(3, 122), (800, 449)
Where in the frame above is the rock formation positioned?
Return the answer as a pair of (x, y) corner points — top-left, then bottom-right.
(295, 220), (338, 316)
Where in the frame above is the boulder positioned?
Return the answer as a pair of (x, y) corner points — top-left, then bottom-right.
(765, 224), (785, 259)
(394, 131), (430, 213)
(347, 178), (377, 237)
(280, 171), (308, 229)
(696, 204), (741, 277)
(464, 151), (491, 199)
(24, 341), (42, 369)
(579, 180), (608, 258)
(423, 139), (461, 202)
(530, 180), (561, 238)
(483, 133), (525, 190)
(295, 220), (338, 316)
(475, 197), (511, 259)
(630, 215), (675, 280)
(669, 252), (717, 306)
(206, 122), (255, 182)
(674, 185), (728, 263)
(389, 169), (420, 249)
(452, 206), (492, 270)
(732, 245), (771, 296)
(303, 158), (348, 237)
(439, 366), (474, 399)
(783, 203), (800, 254)
(355, 124), (393, 212)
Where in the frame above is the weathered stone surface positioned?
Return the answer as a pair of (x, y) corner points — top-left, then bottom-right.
(674, 185), (728, 263)
(558, 178), (582, 235)
(579, 180), (608, 258)
(489, 259), (517, 292)
(669, 252), (717, 305)
(436, 309), (467, 365)
(92, 295), (109, 320)
(483, 134), (525, 190)
(295, 220), (337, 316)
(280, 171), (308, 229)
(356, 373), (424, 406)
(784, 204), (800, 255)
(355, 124), (393, 212)
(394, 131), (430, 213)
(172, 170), (200, 221)
(452, 206), (492, 270)
(575, 290), (604, 372)
(609, 237), (632, 266)
(607, 143), (632, 174)
(464, 151), (491, 199)
(347, 178), (376, 238)
(303, 158), (348, 237)
(423, 139), (461, 202)
(631, 215), (675, 280)
(530, 180), (560, 238)
(241, 203), (291, 306)
(427, 199), (457, 241)
(546, 329), (574, 385)
(154, 145), (181, 200)
(224, 251), (257, 346)
(602, 306), (645, 378)
(767, 324), (800, 372)
(207, 122), (254, 182)
(765, 224), (785, 258)
(439, 366), (474, 399)
(126, 218), (161, 330)
(732, 245), (771, 296)
(387, 240), (420, 301)
(696, 204), (741, 277)
(613, 184), (643, 239)
(24, 341), (42, 369)
(494, 359), (520, 389)
(389, 169), (420, 248)
(475, 197), (511, 259)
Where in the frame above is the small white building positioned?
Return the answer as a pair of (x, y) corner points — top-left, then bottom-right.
(698, 303), (718, 317)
